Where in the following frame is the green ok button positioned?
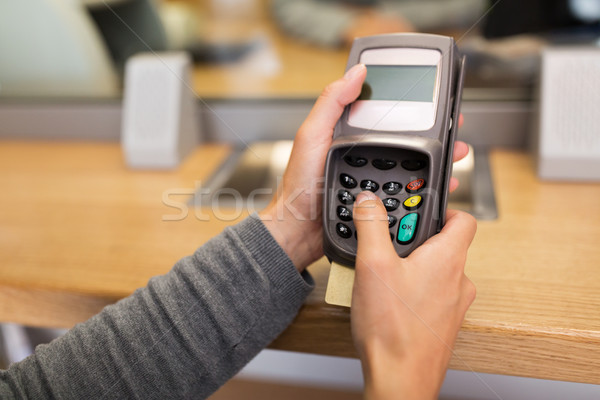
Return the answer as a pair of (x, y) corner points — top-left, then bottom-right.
(397, 213), (419, 244)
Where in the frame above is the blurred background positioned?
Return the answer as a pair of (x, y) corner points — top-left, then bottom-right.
(1, 0), (598, 142)
(1, 1), (600, 399)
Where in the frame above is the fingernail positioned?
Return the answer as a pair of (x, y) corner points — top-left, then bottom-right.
(344, 64), (365, 80)
(355, 190), (378, 205)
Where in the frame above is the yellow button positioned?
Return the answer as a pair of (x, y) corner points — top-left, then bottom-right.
(403, 195), (422, 210)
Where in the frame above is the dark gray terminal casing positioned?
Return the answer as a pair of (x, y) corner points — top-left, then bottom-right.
(323, 33), (466, 266)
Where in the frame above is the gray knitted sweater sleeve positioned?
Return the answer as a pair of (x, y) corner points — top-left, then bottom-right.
(0, 215), (314, 399)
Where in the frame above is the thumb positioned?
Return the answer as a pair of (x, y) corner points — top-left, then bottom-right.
(296, 64), (366, 145)
(353, 191), (397, 267)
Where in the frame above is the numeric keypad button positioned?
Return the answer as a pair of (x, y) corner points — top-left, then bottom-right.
(337, 190), (355, 205)
(382, 181), (402, 195)
(360, 179), (379, 192)
(387, 215), (397, 228)
(383, 198), (400, 211)
(340, 173), (357, 188)
(336, 223), (352, 239)
(337, 206), (353, 221)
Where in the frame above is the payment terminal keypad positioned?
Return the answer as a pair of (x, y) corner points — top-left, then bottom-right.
(323, 34), (464, 270)
(327, 146), (429, 254)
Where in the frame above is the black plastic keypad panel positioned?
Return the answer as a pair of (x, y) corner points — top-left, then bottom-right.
(327, 146), (429, 254)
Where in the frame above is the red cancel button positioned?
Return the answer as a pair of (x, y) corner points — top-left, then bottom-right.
(406, 178), (425, 193)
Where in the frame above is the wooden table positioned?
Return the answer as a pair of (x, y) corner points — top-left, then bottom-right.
(1, 142), (600, 385)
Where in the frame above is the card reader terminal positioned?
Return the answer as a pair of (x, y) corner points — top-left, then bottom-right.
(323, 33), (466, 266)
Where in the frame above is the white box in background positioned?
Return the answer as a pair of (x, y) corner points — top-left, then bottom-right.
(122, 52), (199, 169)
(536, 47), (600, 181)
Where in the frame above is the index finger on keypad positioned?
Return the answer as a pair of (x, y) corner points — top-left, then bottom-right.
(353, 191), (397, 261)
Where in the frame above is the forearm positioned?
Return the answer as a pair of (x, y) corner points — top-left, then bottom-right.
(0, 215), (313, 399)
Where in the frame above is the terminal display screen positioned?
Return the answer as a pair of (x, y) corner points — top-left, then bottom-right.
(358, 65), (437, 102)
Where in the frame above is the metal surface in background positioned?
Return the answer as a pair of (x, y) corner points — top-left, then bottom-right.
(193, 141), (497, 220)
(0, 96), (532, 149)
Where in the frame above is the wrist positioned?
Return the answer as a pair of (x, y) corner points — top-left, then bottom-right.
(258, 202), (322, 272)
(360, 339), (443, 400)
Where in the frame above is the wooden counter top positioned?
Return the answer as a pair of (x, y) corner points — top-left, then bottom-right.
(188, 1), (349, 99)
(191, 27), (348, 99)
(1, 142), (599, 384)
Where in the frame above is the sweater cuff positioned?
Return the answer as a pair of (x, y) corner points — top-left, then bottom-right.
(227, 214), (314, 310)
